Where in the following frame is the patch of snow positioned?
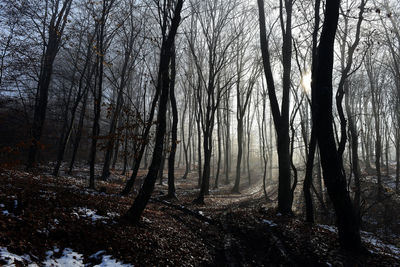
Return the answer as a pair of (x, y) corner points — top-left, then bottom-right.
(318, 224), (338, 233)
(74, 207), (106, 222)
(0, 203), (4, 208)
(262, 219), (278, 227)
(71, 211), (80, 219)
(94, 255), (133, 267)
(90, 250), (132, 266)
(36, 228), (49, 236)
(1, 246), (130, 267)
(198, 211), (204, 216)
(142, 217), (152, 223)
(106, 212), (120, 218)
(0, 247), (32, 266)
(43, 248), (84, 267)
(363, 216), (378, 225)
(82, 190), (108, 197)
(73, 207), (119, 223)
(361, 231), (400, 259)
(89, 250), (106, 260)
(2, 210), (10, 215)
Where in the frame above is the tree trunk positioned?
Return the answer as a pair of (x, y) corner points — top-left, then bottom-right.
(89, 0), (113, 189)
(68, 89), (89, 174)
(304, 127), (316, 223)
(124, 0), (183, 223)
(345, 84), (361, 216)
(167, 45), (178, 198)
(257, 0), (292, 214)
(196, 112), (202, 188)
(214, 108), (222, 188)
(112, 117), (123, 169)
(194, 132), (212, 204)
(27, 0), (72, 169)
(225, 95), (231, 185)
(121, 126), (129, 175)
(396, 130), (399, 193)
(312, 0), (361, 251)
(232, 118), (243, 193)
(158, 149), (167, 185)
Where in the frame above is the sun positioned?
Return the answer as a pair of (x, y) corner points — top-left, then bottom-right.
(300, 69), (312, 95)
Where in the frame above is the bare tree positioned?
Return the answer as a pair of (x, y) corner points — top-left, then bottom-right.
(188, 0), (238, 204)
(312, 0), (361, 251)
(257, 0), (294, 214)
(124, 0), (183, 223)
(27, 0), (73, 169)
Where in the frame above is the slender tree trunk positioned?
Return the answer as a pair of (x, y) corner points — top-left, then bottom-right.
(269, 112), (273, 181)
(385, 130), (389, 177)
(158, 148), (167, 185)
(396, 130), (399, 193)
(89, 68), (102, 189)
(214, 108), (222, 188)
(120, 67), (161, 195)
(304, 127), (316, 223)
(224, 94), (231, 185)
(196, 113), (202, 187)
(181, 95), (189, 179)
(366, 62), (382, 199)
(345, 85), (361, 216)
(194, 129), (212, 204)
(121, 126), (129, 175)
(68, 89), (89, 174)
(53, 84), (74, 176)
(167, 45), (178, 198)
(112, 117), (122, 169)
(233, 118), (243, 193)
(246, 108), (253, 185)
(124, 0), (183, 223)
(101, 30), (135, 180)
(89, 2), (111, 189)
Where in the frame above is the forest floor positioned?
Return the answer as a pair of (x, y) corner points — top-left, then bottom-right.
(0, 165), (400, 266)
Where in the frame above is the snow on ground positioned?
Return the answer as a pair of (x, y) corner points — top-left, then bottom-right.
(365, 175), (399, 192)
(318, 224), (337, 233)
(318, 224), (400, 258)
(361, 231), (400, 259)
(72, 207), (120, 223)
(89, 250), (133, 267)
(0, 247), (35, 266)
(262, 219), (278, 227)
(0, 247), (133, 267)
(43, 248), (84, 267)
(74, 207), (107, 222)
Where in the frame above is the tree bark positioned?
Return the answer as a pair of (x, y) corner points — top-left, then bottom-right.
(167, 45), (178, 198)
(312, 0), (361, 251)
(214, 107), (222, 188)
(257, 0), (293, 214)
(89, 0), (115, 189)
(124, 0), (183, 223)
(68, 88), (89, 174)
(27, 0), (72, 169)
